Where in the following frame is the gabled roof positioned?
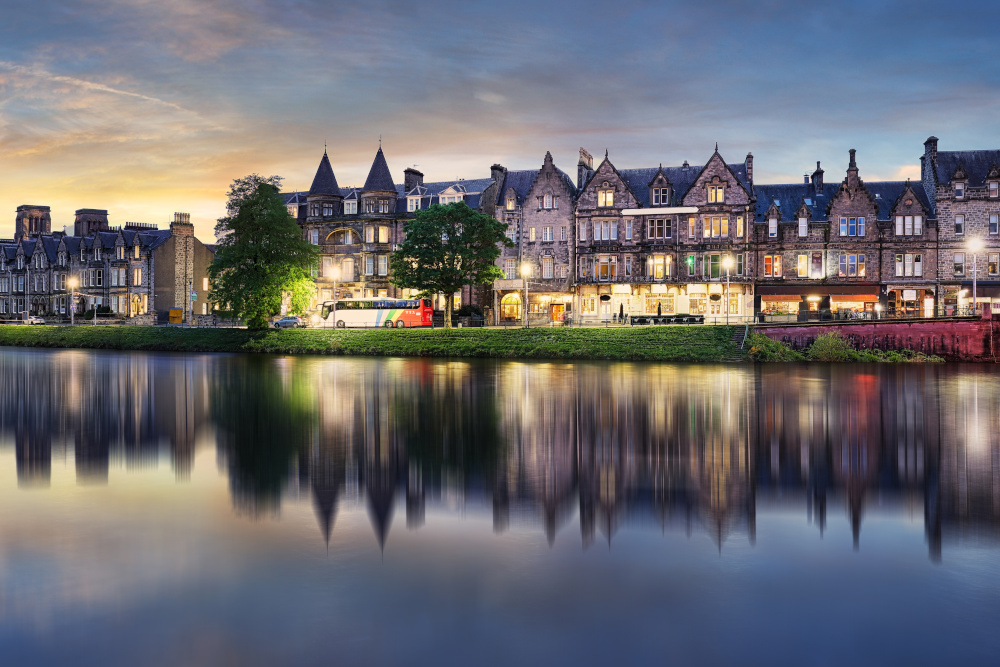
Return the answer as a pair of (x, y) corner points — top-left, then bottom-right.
(280, 191), (308, 205)
(619, 165), (703, 207)
(21, 239), (36, 257)
(3, 245), (16, 261)
(934, 149), (1000, 186)
(41, 236), (59, 262)
(62, 237), (81, 255)
(363, 147), (396, 193)
(754, 181), (931, 222)
(139, 230), (173, 250)
(309, 151), (341, 196)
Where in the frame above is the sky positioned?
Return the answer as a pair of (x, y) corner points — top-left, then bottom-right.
(3, 0), (1000, 240)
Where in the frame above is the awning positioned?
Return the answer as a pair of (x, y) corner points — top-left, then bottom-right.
(761, 295), (804, 302)
(756, 285), (878, 296)
(621, 207), (699, 216)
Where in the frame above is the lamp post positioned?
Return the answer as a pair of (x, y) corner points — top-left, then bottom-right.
(331, 265), (341, 328)
(68, 276), (79, 326)
(520, 262), (531, 328)
(722, 255), (734, 326)
(969, 238), (984, 314)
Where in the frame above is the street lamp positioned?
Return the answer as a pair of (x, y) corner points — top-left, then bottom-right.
(969, 238), (985, 314)
(68, 276), (79, 326)
(722, 255), (734, 326)
(520, 262), (531, 327)
(330, 265), (341, 328)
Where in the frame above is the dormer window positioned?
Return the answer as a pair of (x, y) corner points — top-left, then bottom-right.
(768, 218), (777, 238)
(17, 256), (24, 270)
(955, 182), (965, 199)
(991, 182), (998, 198)
(95, 247), (102, 261)
(287, 205), (297, 218)
(408, 197), (420, 212)
(344, 201), (357, 215)
(59, 251), (67, 266)
(708, 184), (725, 203)
(134, 245), (140, 259)
(798, 216), (808, 237)
(505, 197), (515, 211)
(116, 246), (125, 260)
(597, 183), (614, 208)
(543, 193), (553, 209)
(652, 187), (670, 206)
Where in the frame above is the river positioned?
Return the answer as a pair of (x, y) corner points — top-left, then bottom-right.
(0, 348), (998, 665)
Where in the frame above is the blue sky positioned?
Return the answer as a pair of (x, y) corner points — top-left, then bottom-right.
(2, 0), (1000, 239)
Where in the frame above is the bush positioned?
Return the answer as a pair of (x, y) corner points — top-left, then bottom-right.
(745, 332), (805, 362)
(807, 332), (853, 362)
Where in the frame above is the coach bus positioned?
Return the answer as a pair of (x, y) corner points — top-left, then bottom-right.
(319, 298), (433, 328)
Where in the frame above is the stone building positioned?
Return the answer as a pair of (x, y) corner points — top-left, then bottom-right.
(1, 208), (213, 321)
(754, 150), (936, 318)
(486, 152), (577, 324)
(294, 146), (492, 311)
(15, 205), (51, 239)
(574, 147), (755, 322)
(921, 136), (1000, 312)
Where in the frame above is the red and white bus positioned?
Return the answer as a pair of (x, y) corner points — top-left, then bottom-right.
(320, 298), (433, 328)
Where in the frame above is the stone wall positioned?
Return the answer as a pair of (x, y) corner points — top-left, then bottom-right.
(756, 316), (999, 361)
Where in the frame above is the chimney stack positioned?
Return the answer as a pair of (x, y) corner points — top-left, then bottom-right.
(811, 161), (824, 195)
(577, 148), (594, 189)
(745, 152), (753, 183)
(403, 167), (424, 192)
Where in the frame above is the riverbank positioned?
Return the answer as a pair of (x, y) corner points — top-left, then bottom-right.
(0, 324), (743, 361)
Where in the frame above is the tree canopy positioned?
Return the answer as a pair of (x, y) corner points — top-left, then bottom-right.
(209, 174), (319, 330)
(389, 202), (511, 327)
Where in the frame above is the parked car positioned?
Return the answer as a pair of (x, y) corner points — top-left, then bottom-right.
(26, 316), (45, 325)
(273, 316), (305, 329)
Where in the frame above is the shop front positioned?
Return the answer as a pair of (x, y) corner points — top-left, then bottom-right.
(885, 286), (936, 317)
(756, 285), (879, 320)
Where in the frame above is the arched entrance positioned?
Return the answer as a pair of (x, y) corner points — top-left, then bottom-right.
(500, 292), (522, 321)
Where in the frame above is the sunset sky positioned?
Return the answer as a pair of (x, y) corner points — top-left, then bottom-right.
(3, 0), (1000, 240)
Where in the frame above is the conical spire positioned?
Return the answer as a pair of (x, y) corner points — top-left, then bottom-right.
(363, 146), (396, 192)
(309, 150), (340, 196)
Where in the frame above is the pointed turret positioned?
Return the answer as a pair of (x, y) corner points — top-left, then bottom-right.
(363, 146), (396, 193)
(309, 150), (341, 196)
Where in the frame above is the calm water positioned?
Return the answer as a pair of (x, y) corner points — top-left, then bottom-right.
(0, 349), (999, 666)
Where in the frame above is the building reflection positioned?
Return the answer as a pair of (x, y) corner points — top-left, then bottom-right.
(2, 350), (1000, 561)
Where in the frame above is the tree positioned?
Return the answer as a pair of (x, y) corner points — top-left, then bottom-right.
(209, 174), (320, 330)
(390, 202), (512, 327)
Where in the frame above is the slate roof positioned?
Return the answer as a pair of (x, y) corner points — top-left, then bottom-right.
(493, 169), (576, 206)
(22, 239), (36, 258)
(933, 150), (1000, 186)
(63, 237), (81, 255)
(41, 236), (59, 262)
(754, 181), (931, 222)
(3, 246), (15, 261)
(618, 165), (704, 207)
(280, 191), (308, 205)
(140, 230), (173, 250)
(309, 151), (341, 196)
(363, 147), (396, 192)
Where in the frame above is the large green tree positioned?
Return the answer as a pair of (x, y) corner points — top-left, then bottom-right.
(209, 174), (319, 330)
(390, 202), (511, 327)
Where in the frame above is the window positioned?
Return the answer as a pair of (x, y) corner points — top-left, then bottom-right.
(652, 187), (670, 205)
(116, 246), (124, 260)
(408, 197), (420, 212)
(111, 269), (118, 287)
(991, 215), (999, 235)
(954, 252), (965, 275)
(310, 230), (319, 244)
(704, 217), (729, 239)
(593, 221), (618, 241)
(990, 253), (999, 275)
(687, 254), (697, 277)
(736, 253), (745, 276)
(365, 255), (374, 275)
(561, 226), (567, 242)
(688, 217), (696, 238)
(543, 193), (553, 209)
(342, 258), (354, 280)
(838, 217), (865, 237)
(595, 256), (617, 280)
(504, 259), (516, 280)
(708, 184), (725, 203)
(625, 221), (632, 240)
(365, 226), (374, 243)
(798, 217), (808, 237)
(895, 216), (921, 236)
(736, 216), (744, 238)
(895, 253), (923, 277)
(955, 215), (965, 235)
(647, 255), (670, 279)
(506, 197), (515, 210)
(378, 255), (388, 276)
(763, 255), (782, 277)
(344, 201), (357, 215)
(542, 257), (553, 278)
(578, 222), (587, 241)
(529, 227), (536, 242)
(768, 218), (777, 238)
(310, 203), (319, 217)
(323, 203), (333, 216)
(811, 252), (823, 278)
(991, 182), (998, 198)
(598, 187), (614, 207)
(364, 199), (375, 214)
(956, 182), (965, 199)
(838, 253), (866, 277)
(797, 254), (808, 277)
(95, 269), (103, 286)
(379, 226), (389, 243)
(647, 219), (668, 240)
(543, 227), (553, 242)
(560, 266), (567, 278)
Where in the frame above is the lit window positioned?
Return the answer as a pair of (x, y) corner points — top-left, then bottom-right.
(688, 217), (696, 238)
(991, 182), (999, 198)
(989, 253), (999, 275)
(598, 186), (614, 207)
(764, 255), (781, 277)
(529, 227), (536, 242)
(797, 254), (807, 277)
(736, 216), (744, 238)
(379, 226), (389, 243)
(708, 184), (725, 203)
(506, 197), (515, 210)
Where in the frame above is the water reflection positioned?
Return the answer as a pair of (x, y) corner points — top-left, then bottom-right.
(2, 349), (999, 561)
